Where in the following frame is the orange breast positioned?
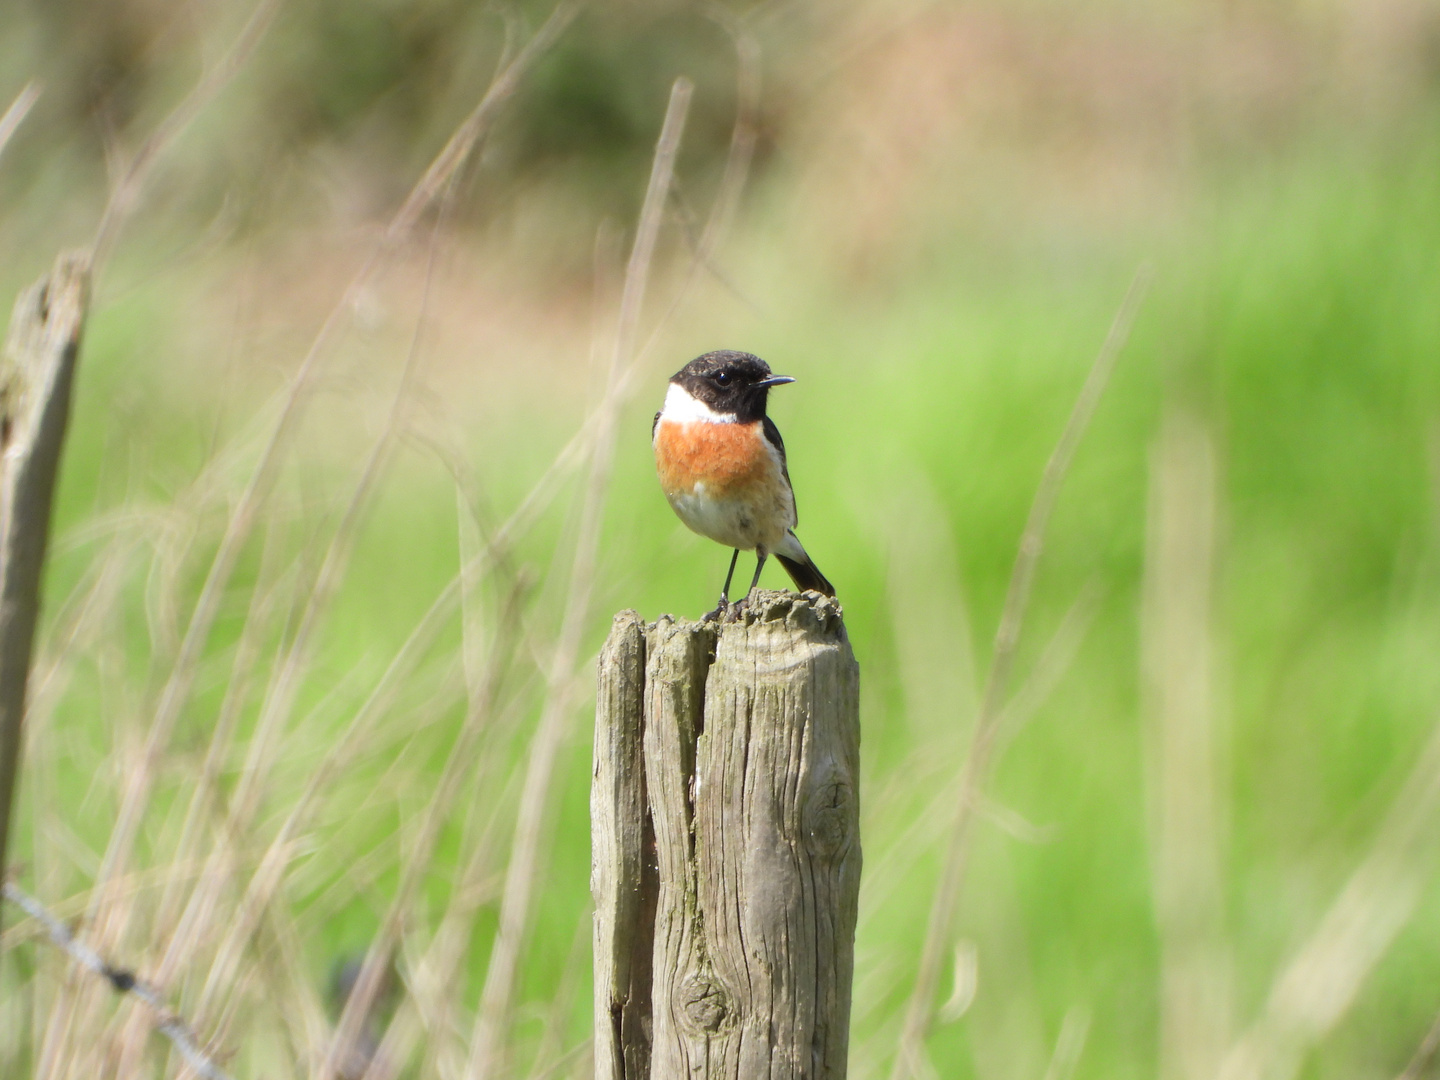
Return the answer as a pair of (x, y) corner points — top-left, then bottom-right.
(654, 419), (772, 497)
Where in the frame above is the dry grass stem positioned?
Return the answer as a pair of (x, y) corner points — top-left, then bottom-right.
(84, 0), (578, 972)
(3, 882), (232, 1080)
(186, 477), (543, 1044)
(523, 912), (592, 1080)
(1396, 1007), (1440, 1080)
(890, 265), (1152, 1079)
(1218, 706), (1440, 1080)
(148, 519), (292, 948)
(1143, 402), (1232, 1080)
(463, 76), (695, 1080)
(312, 363), (534, 1078)
(90, 0), (284, 268)
(318, 266), (527, 1077)
(385, 3), (580, 246)
(662, 8), (761, 312)
(108, 522), (299, 1072)
(859, 579), (1097, 953)
(360, 511), (530, 1080)
(1040, 1007), (1091, 1080)
(23, 534), (137, 750)
(363, 763), (521, 1080)
(992, 577), (1103, 750)
(0, 82), (40, 167)
(317, 578), (526, 1080)
(168, 168), (453, 1048)
(885, 478), (982, 738)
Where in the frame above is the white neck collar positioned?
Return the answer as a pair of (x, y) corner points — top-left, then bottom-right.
(660, 381), (736, 423)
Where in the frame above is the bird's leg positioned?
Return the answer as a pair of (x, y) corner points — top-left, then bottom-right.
(723, 548), (741, 600)
(728, 549), (768, 620)
(747, 550), (768, 595)
(703, 549), (741, 622)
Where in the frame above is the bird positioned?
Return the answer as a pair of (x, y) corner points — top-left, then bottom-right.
(653, 349), (834, 619)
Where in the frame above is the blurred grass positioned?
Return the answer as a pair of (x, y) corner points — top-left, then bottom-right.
(3, 0), (1440, 1077)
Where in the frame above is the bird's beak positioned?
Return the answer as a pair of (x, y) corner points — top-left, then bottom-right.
(755, 375), (796, 389)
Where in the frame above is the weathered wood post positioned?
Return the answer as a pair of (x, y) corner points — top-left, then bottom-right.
(0, 253), (90, 919)
(593, 590), (861, 1079)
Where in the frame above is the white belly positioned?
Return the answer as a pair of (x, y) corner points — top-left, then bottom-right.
(667, 482), (790, 552)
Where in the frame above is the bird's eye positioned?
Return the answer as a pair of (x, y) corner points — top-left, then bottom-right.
(713, 371), (732, 386)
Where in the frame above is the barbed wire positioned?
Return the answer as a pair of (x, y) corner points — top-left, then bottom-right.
(3, 881), (234, 1080)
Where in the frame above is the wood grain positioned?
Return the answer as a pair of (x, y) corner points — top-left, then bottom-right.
(593, 610), (657, 1080)
(594, 590), (860, 1079)
(0, 252), (90, 904)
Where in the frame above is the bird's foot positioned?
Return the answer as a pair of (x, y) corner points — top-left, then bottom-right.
(725, 593), (754, 621)
(701, 599), (731, 623)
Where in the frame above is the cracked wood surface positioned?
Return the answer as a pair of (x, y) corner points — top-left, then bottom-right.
(593, 610), (659, 1079)
(0, 253), (89, 904)
(593, 591), (860, 1079)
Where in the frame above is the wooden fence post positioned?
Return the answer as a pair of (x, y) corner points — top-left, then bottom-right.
(593, 590), (861, 1079)
(0, 253), (90, 912)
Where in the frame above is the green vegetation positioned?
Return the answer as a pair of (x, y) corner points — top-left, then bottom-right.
(2, 2), (1440, 1077)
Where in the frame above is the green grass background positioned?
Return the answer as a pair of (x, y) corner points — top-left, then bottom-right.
(4, 2), (1440, 1077)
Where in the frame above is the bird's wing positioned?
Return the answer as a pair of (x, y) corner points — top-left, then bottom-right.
(762, 414), (797, 525)
(652, 411), (661, 439)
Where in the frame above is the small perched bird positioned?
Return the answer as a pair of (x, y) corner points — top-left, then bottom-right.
(653, 349), (834, 618)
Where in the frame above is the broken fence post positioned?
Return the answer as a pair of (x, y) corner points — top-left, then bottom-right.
(0, 253), (90, 929)
(593, 590), (861, 1079)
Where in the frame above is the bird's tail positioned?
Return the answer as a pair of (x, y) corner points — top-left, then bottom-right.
(774, 532), (835, 597)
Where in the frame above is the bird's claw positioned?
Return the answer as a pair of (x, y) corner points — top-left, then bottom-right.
(702, 596), (754, 623)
